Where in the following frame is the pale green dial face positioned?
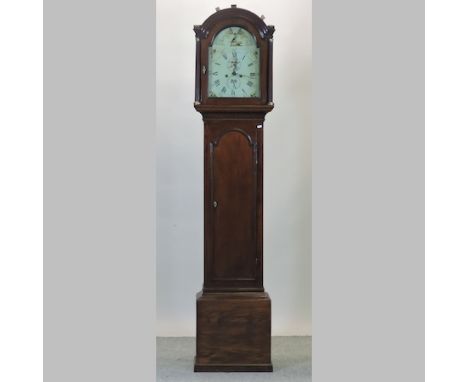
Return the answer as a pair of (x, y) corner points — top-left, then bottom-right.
(208, 26), (260, 98)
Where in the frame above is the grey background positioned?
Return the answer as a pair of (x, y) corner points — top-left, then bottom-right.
(312, 0), (424, 381)
(44, 1), (424, 382)
(44, 0), (156, 381)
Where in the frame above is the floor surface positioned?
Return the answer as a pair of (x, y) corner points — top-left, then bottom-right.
(157, 336), (311, 382)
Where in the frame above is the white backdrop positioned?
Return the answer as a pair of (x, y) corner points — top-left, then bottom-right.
(156, 0), (311, 336)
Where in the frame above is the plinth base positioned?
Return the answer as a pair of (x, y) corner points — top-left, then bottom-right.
(194, 291), (272, 372)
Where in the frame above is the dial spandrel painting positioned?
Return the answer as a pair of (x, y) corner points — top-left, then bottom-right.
(208, 26), (260, 98)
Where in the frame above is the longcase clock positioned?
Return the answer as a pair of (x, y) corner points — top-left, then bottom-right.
(193, 5), (275, 372)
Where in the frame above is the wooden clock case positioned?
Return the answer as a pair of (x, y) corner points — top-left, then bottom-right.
(193, 5), (275, 372)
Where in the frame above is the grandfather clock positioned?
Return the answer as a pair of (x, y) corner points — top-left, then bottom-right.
(193, 5), (275, 372)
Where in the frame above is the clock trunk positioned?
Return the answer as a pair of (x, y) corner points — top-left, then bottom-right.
(203, 118), (264, 292)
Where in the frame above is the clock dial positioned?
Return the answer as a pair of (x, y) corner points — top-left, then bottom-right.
(208, 27), (260, 98)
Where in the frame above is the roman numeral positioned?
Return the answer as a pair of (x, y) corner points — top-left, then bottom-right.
(247, 81), (253, 87)
(214, 79), (220, 86)
(250, 73), (256, 77)
(221, 86), (226, 93)
(248, 62), (254, 67)
(212, 72), (218, 75)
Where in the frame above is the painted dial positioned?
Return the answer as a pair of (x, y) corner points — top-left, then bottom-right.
(208, 26), (260, 98)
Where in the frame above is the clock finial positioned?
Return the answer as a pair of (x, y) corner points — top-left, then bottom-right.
(260, 14), (265, 20)
(215, 6), (220, 11)
(231, 4), (237, 7)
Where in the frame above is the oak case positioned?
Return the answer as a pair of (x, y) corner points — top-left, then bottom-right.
(193, 6), (275, 372)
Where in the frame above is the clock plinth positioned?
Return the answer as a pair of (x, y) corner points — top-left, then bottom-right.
(193, 7), (275, 372)
(194, 291), (272, 372)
